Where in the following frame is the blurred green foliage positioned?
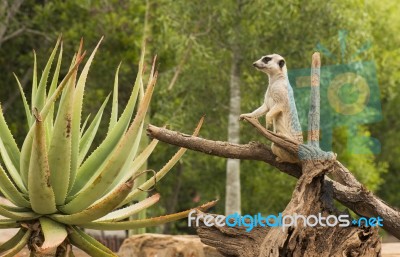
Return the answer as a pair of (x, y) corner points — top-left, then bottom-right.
(0, 0), (398, 234)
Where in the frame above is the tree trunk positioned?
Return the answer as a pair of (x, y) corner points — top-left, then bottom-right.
(195, 159), (381, 257)
(225, 49), (242, 215)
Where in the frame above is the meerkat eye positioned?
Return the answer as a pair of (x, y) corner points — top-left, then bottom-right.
(262, 57), (271, 63)
(278, 59), (285, 68)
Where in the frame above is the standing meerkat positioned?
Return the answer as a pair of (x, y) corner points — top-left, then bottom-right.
(240, 54), (303, 163)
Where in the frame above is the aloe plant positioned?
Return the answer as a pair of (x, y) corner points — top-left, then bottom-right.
(0, 37), (215, 257)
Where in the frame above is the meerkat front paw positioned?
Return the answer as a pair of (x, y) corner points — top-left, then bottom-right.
(239, 113), (252, 120)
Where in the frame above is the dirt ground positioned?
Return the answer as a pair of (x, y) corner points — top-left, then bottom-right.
(0, 229), (399, 256)
(8, 243), (400, 257)
(382, 243), (400, 257)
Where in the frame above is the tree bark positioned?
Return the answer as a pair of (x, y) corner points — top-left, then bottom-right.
(195, 160), (381, 257)
(146, 123), (400, 241)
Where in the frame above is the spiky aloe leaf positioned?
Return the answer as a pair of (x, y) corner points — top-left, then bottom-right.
(13, 73), (31, 127)
(72, 227), (115, 255)
(31, 50), (38, 118)
(34, 36), (61, 113)
(69, 227), (116, 257)
(62, 73), (156, 213)
(80, 200), (217, 230)
(78, 95), (110, 166)
(20, 53), (85, 186)
(120, 116), (204, 207)
(0, 229), (31, 256)
(96, 193), (160, 222)
(105, 138), (158, 195)
(0, 220), (19, 229)
(0, 112), (26, 193)
(20, 53), (85, 185)
(35, 217), (68, 254)
(46, 42), (64, 137)
(70, 48), (146, 195)
(0, 164), (30, 208)
(80, 114), (91, 138)
(108, 62), (121, 133)
(0, 204), (39, 221)
(0, 204), (30, 212)
(0, 105), (21, 175)
(48, 72), (75, 205)
(28, 109), (57, 214)
(52, 179), (134, 224)
(0, 229), (27, 254)
(69, 38), (104, 191)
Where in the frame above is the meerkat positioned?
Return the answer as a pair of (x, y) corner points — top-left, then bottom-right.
(240, 54), (303, 163)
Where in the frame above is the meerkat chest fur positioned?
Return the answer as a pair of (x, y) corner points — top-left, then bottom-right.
(265, 78), (293, 138)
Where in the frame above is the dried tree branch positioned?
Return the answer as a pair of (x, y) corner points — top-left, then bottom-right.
(146, 124), (400, 240)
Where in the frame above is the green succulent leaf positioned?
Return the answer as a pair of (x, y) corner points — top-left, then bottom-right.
(52, 179), (134, 223)
(28, 110), (57, 214)
(108, 62), (121, 133)
(0, 228), (30, 256)
(78, 95), (110, 167)
(34, 36), (61, 113)
(63, 73), (156, 213)
(96, 193), (160, 222)
(70, 49), (145, 196)
(69, 226), (116, 257)
(48, 70), (75, 205)
(0, 114), (26, 193)
(0, 164), (30, 208)
(46, 41), (64, 139)
(0, 229), (27, 254)
(13, 73), (32, 127)
(71, 226), (115, 255)
(69, 38), (104, 190)
(31, 50), (38, 118)
(37, 217), (68, 254)
(0, 105), (21, 176)
(80, 200), (218, 230)
(80, 114), (91, 138)
(105, 138), (158, 195)
(0, 220), (19, 229)
(20, 53), (86, 185)
(0, 204), (39, 221)
(120, 116), (204, 206)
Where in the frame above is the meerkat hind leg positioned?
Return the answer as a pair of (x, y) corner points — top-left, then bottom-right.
(273, 118), (276, 133)
(272, 144), (298, 163)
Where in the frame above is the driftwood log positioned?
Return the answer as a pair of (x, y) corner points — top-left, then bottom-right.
(146, 53), (397, 256)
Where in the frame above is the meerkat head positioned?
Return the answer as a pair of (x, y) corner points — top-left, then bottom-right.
(253, 54), (287, 76)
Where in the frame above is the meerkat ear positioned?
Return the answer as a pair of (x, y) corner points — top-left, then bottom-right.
(279, 59), (285, 68)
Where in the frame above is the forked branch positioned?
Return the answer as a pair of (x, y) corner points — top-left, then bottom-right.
(147, 124), (400, 240)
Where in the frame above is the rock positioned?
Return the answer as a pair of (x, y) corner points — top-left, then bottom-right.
(118, 234), (223, 257)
